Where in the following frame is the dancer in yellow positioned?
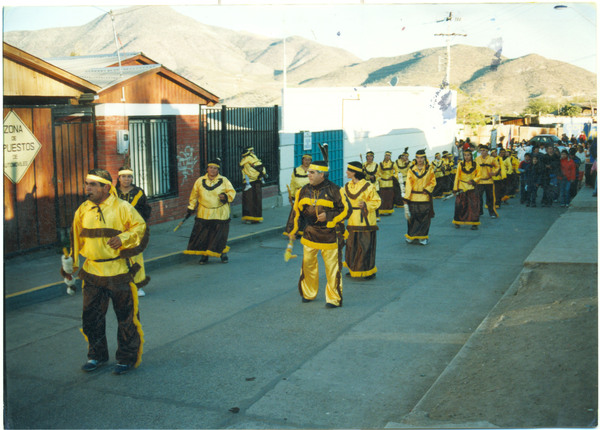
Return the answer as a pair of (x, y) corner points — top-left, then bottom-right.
(288, 159), (351, 308)
(452, 148), (482, 229)
(185, 158), (236, 264)
(63, 169), (146, 375)
(404, 150), (436, 245)
(377, 151), (396, 215)
(341, 161), (381, 280)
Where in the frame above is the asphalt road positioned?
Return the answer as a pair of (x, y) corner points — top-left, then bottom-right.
(5, 196), (564, 429)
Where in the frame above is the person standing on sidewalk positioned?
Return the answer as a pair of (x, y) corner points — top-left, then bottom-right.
(240, 147), (266, 223)
(475, 144), (500, 218)
(61, 169), (146, 375)
(116, 167), (151, 297)
(184, 159), (236, 264)
(452, 148), (481, 229)
(341, 161), (381, 280)
(404, 149), (436, 245)
(558, 150), (576, 207)
(288, 160), (351, 308)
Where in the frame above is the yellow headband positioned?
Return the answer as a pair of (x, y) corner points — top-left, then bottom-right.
(309, 164), (328, 172)
(118, 169), (134, 176)
(86, 174), (117, 197)
(207, 163), (220, 168)
(347, 164), (363, 173)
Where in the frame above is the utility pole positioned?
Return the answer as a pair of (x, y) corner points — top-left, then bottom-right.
(434, 12), (467, 89)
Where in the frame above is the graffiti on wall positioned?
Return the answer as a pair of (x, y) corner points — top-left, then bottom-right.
(177, 146), (198, 185)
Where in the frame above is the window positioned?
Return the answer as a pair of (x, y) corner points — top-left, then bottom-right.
(128, 117), (178, 199)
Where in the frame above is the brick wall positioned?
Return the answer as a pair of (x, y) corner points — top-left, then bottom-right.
(95, 114), (202, 226)
(95, 114), (278, 227)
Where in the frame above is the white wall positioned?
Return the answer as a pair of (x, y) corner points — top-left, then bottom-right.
(279, 86), (457, 201)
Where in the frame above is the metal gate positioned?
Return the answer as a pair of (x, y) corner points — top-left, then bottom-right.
(3, 105), (96, 255)
(52, 105), (96, 246)
(294, 130), (344, 186)
(199, 105), (279, 190)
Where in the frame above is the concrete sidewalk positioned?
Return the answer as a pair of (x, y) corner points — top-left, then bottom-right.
(4, 196), (291, 310)
(387, 188), (598, 428)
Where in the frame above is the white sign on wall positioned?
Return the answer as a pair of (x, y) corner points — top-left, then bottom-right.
(3, 111), (42, 184)
(303, 131), (312, 151)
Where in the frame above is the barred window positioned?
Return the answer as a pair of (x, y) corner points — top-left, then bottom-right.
(128, 117), (178, 199)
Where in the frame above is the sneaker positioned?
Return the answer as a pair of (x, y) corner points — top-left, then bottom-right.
(490, 215), (497, 219)
(325, 303), (340, 309)
(81, 359), (107, 372)
(471, 225), (478, 230)
(220, 254), (229, 264)
(454, 224), (460, 229)
(113, 363), (134, 375)
(301, 297), (312, 303)
(67, 286), (76, 296)
(405, 238), (413, 244)
(137, 288), (146, 297)
(419, 239), (428, 245)
(199, 255), (208, 265)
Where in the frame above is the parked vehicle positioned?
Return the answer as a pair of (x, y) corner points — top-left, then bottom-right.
(529, 134), (561, 146)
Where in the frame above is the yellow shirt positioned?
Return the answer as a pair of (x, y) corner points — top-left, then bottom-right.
(289, 166), (310, 198)
(453, 161), (481, 192)
(341, 179), (381, 227)
(405, 163), (436, 202)
(395, 159), (410, 183)
(475, 155), (500, 184)
(188, 174), (236, 220)
(72, 194), (146, 277)
(492, 156), (507, 180)
(377, 160), (397, 188)
(432, 158), (444, 178)
(240, 153), (266, 182)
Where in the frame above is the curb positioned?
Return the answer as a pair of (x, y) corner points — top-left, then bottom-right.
(5, 224), (285, 311)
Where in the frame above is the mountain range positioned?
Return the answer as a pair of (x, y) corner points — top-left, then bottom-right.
(4, 5), (597, 114)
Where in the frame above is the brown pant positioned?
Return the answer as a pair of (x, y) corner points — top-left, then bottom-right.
(82, 280), (142, 366)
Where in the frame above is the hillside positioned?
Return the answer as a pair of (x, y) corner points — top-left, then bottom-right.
(4, 5), (596, 113)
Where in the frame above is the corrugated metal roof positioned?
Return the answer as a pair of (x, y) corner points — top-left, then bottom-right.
(44, 53), (157, 90)
(78, 64), (160, 89)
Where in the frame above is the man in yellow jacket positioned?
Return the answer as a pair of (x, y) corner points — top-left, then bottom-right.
(63, 169), (146, 375)
(288, 160), (351, 308)
(475, 144), (501, 218)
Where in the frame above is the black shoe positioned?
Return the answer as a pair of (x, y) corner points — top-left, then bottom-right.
(325, 303), (340, 309)
(301, 297), (312, 303)
(471, 225), (478, 230)
(199, 255), (208, 265)
(113, 363), (134, 375)
(81, 359), (107, 372)
(220, 254), (229, 264)
(364, 274), (376, 280)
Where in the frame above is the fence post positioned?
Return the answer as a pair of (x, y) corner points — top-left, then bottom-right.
(221, 105), (228, 177)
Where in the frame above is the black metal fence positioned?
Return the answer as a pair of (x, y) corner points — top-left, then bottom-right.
(199, 106), (280, 190)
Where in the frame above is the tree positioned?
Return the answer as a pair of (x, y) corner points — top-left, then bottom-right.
(457, 91), (487, 132)
(558, 104), (583, 117)
(522, 98), (555, 115)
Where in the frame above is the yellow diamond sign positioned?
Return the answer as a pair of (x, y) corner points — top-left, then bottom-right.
(3, 111), (42, 184)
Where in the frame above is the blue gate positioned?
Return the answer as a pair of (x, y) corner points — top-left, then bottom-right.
(294, 130), (344, 187)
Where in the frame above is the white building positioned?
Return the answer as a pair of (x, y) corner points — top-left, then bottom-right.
(279, 86), (457, 199)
